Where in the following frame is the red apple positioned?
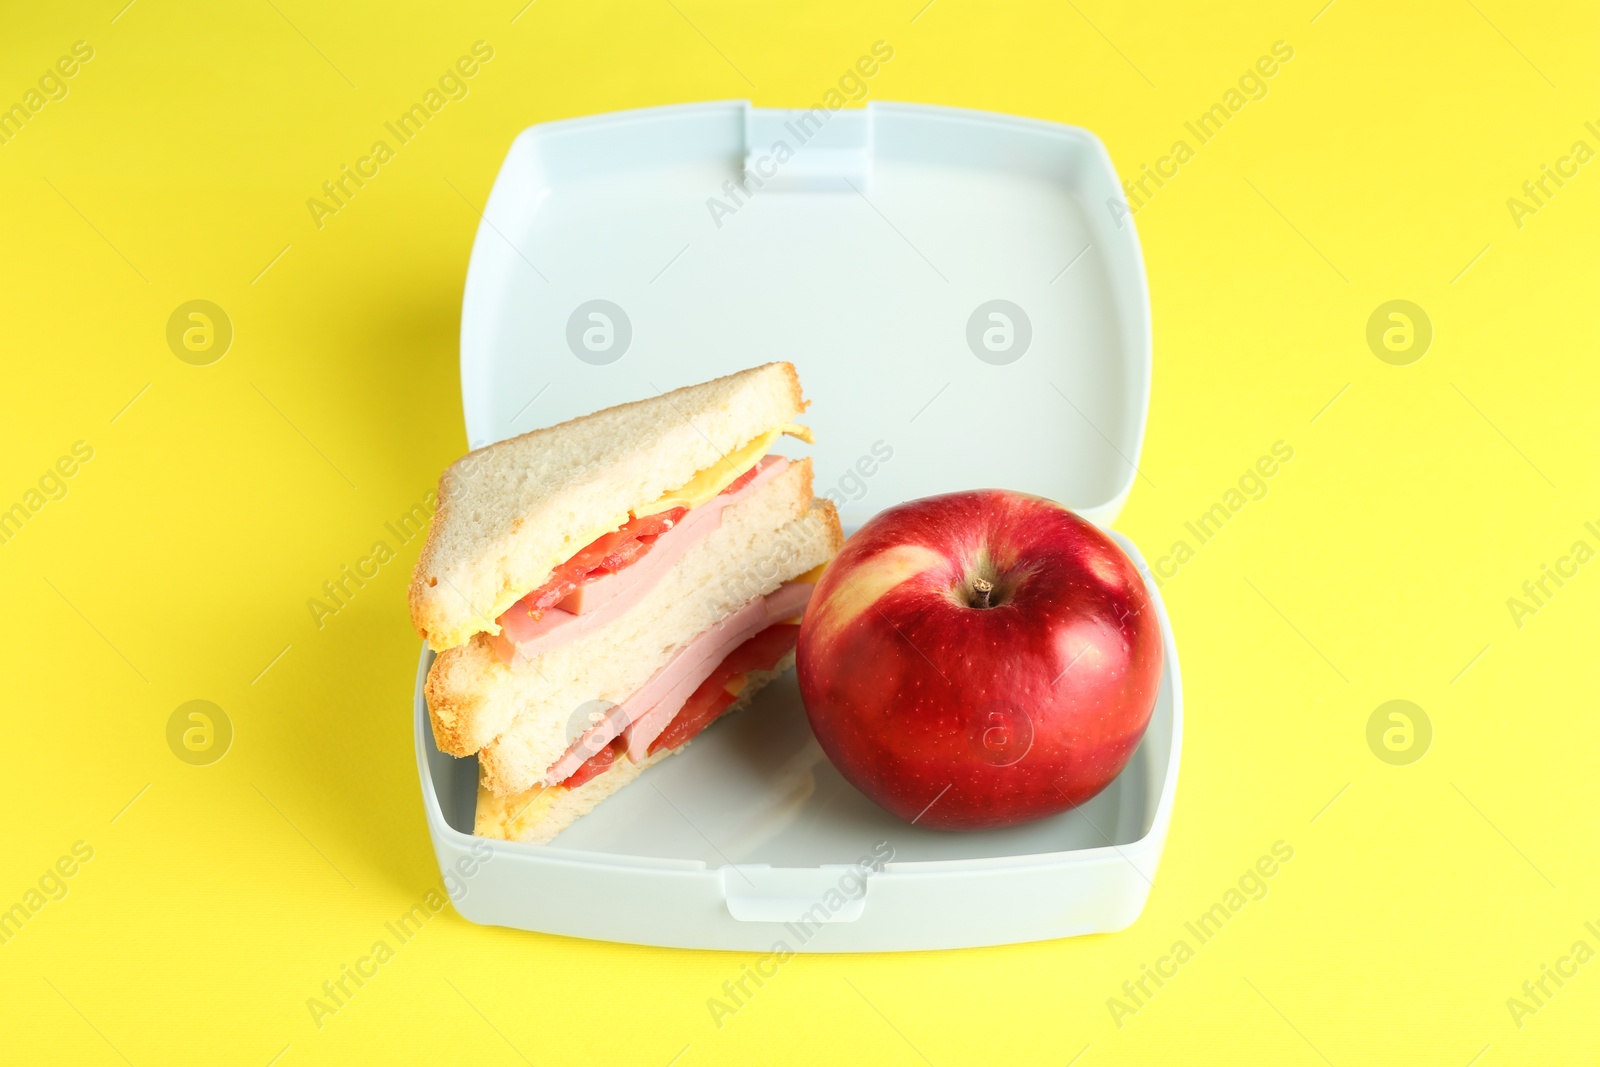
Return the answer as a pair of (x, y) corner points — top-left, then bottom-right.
(796, 490), (1163, 831)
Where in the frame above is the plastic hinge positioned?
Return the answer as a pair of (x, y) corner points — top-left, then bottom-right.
(741, 106), (870, 191)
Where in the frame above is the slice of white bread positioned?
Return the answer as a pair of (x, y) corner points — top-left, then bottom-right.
(426, 456), (831, 758)
(448, 476), (840, 797)
(410, 362), (806, 651)
(474, 654), (797, 844)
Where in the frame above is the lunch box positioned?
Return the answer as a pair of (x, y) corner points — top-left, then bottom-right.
(414, 100), (1181, 951)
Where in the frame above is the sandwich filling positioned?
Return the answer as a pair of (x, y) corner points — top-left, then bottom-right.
(489, 426), (809, 663)
(556, 632), (798, 792)
(543, 576), (817, 785)
(491, 456), (789, 662)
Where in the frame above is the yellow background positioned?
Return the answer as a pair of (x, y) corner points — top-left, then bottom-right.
(3, 0), (1596, 1063)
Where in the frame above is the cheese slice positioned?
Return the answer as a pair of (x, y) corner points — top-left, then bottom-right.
(634, 424), (812, 516)
(793, 562), (828, 584)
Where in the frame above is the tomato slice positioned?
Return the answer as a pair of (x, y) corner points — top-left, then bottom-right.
(718, 623), (802, 677)
(649, 624), (799, 756)
(502, 460), (770, 626)
(649, 689), (740, 759)
(512, 506), (688, 622)
(559, 734), (627, 790)
(719, 463), (762, 498)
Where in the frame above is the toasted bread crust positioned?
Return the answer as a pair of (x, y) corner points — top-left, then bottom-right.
(423, 636), (500, 756)
(812, 495), (844, 558)
(409, 362), (807, 651)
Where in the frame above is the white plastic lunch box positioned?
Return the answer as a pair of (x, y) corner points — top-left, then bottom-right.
(414, 101), (1181, 951)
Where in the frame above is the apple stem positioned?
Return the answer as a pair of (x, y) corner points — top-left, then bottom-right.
(972, 577), (994, 609)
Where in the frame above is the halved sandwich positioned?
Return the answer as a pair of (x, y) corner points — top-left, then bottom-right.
(410, 362), (842, 844)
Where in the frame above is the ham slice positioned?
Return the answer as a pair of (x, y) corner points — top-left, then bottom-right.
(542, 580), (814, 784)
(647, 622), (801, 758)
(491, 457), (789, 663)
(621, 581), (811, 762)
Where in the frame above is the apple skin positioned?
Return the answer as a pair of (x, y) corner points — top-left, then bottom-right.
(796, 490), (1163, 831)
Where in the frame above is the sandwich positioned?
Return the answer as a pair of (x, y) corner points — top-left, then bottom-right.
(410, 362), (842, 844)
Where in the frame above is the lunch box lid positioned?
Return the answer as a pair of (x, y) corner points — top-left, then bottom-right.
(458, 99), (1151, 527)
(420, 100), (1178, 951)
